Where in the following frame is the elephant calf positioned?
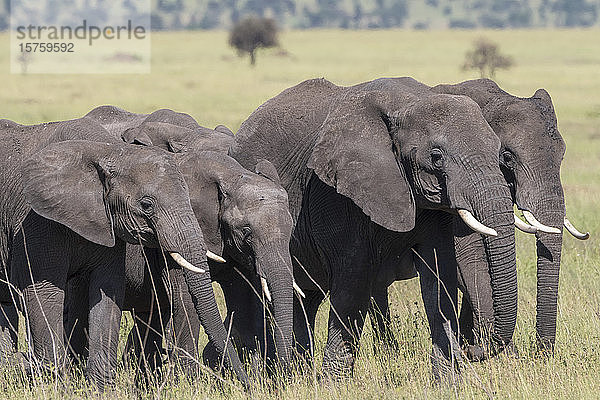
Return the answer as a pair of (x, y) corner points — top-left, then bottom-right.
(64, 112), (298, 382)
(0, 116), (249, 389)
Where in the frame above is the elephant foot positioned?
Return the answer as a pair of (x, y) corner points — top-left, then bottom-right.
(0, 303), (18, 360)
(321, 341), (356, 380)
(1, 350), (31, 374)
(503, 341), (519, 358)
(464, 344), (486, 362)
(85, 357), (118, 392)
(534, 338), (554, 358)
(430, 345), (461, 386)
(464, 338), (519, 361)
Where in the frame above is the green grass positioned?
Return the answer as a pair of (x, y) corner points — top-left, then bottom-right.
(1, 29), (599, 398)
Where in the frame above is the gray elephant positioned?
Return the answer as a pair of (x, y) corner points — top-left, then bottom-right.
(368, 79), (589, 359)
(435, 79), (589, 354)
(0, 118), (249, 389)
(229, 77), (518, 380)
(0, 117), (120, 356)
(85, 105), (208, 140)
(66, 110), (297, 377)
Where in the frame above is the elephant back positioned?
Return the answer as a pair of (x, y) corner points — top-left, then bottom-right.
(231, 78), (342, 220)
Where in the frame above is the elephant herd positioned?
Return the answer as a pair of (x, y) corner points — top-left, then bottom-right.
(0, 77), (589, 391)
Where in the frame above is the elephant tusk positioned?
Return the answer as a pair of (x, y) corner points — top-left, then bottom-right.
(564, 217), (590, 240)
(170, 252), (206, 274)
(206, 250), (226, 263)
(457, 209), (498, 237)
(514, 214), (537, 234)
(293, 281), (306, 298)
(522, 211), (561, 234)
(260, 277), (272, 302)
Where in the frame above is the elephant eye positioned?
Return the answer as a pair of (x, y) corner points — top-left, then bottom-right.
(431, 148), (444, 170)
(241, 226), (252, 240)
(140, 197), (155, 214)
(501, 150), (516, 167)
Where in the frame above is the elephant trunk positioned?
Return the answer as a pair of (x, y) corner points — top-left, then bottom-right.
(530, 195), (565, 351)
(255, 245), (294, 371)
(159, 212), (250, 388)
(468, 177), (518, 348)
(453, 225), (494, 350)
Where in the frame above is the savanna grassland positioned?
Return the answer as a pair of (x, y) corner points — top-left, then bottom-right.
(0, 29), (599, 399)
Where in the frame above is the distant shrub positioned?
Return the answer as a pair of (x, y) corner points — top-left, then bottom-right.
(449, 19), (476, 29)
(228, 16), (278, 66)
(462, 37), (514, 78)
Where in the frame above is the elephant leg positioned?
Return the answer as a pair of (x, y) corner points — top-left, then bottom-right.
(169, 267), (201, 376)
(0, 276), (19, 360)
(0, 235), (19, 360)
(293, 289), (325, 363)
(414, 225), (461, 384)
(322, 260), (372, 379)
(64, 274), (90, 364)
(457, 295), (474, 346)
(125, 309), (165, 384)
(85, 248), (125, 391)
(11, 216), (70, 377)
(22, 281), (68, 376)
(0, 302), (18, 356)
(368, 286), (398, 351)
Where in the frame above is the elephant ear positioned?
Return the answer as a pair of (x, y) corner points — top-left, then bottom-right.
(255, 159), (281, 185)
(307, 98), (415, 232)
(214, 124), (234, 137)
(122, 126), (153, 146)
(21, 140), (115, 247)
(531, 88), (555, 111)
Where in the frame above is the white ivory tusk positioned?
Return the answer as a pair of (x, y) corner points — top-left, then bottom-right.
(170, 252), (206, 273)
(514, 214), (537, 234)
(457, 209), (498, 237)
(522, 211), (561, 234)
(260, 277), (272, 302)
(293, 281), (306, 298)
(564, 217), (590, 240)
(206, 250), (226, 263)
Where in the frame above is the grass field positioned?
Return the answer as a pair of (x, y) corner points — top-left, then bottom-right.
(1, 29), (599, 399)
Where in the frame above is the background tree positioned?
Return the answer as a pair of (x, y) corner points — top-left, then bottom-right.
(229, 16), (278, 66)
(462, 37), (514, 79)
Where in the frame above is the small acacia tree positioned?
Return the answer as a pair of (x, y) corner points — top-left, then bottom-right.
(229, 16), (278, 66)
(462, 37), (514, 79)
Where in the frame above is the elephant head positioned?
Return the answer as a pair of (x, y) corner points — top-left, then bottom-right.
(121, 121), (233, 154)
(434, 79), (589, 351)
(177, 151), (295, 368)
(21, 140), (249, 386)
(306, 77), (518, 347)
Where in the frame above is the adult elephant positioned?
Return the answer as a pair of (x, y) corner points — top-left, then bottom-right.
(0, 118), (249, 389)
(368, 79), (589, 359)
(434, 79), (588, 354)
(229, 77), (518, 380)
